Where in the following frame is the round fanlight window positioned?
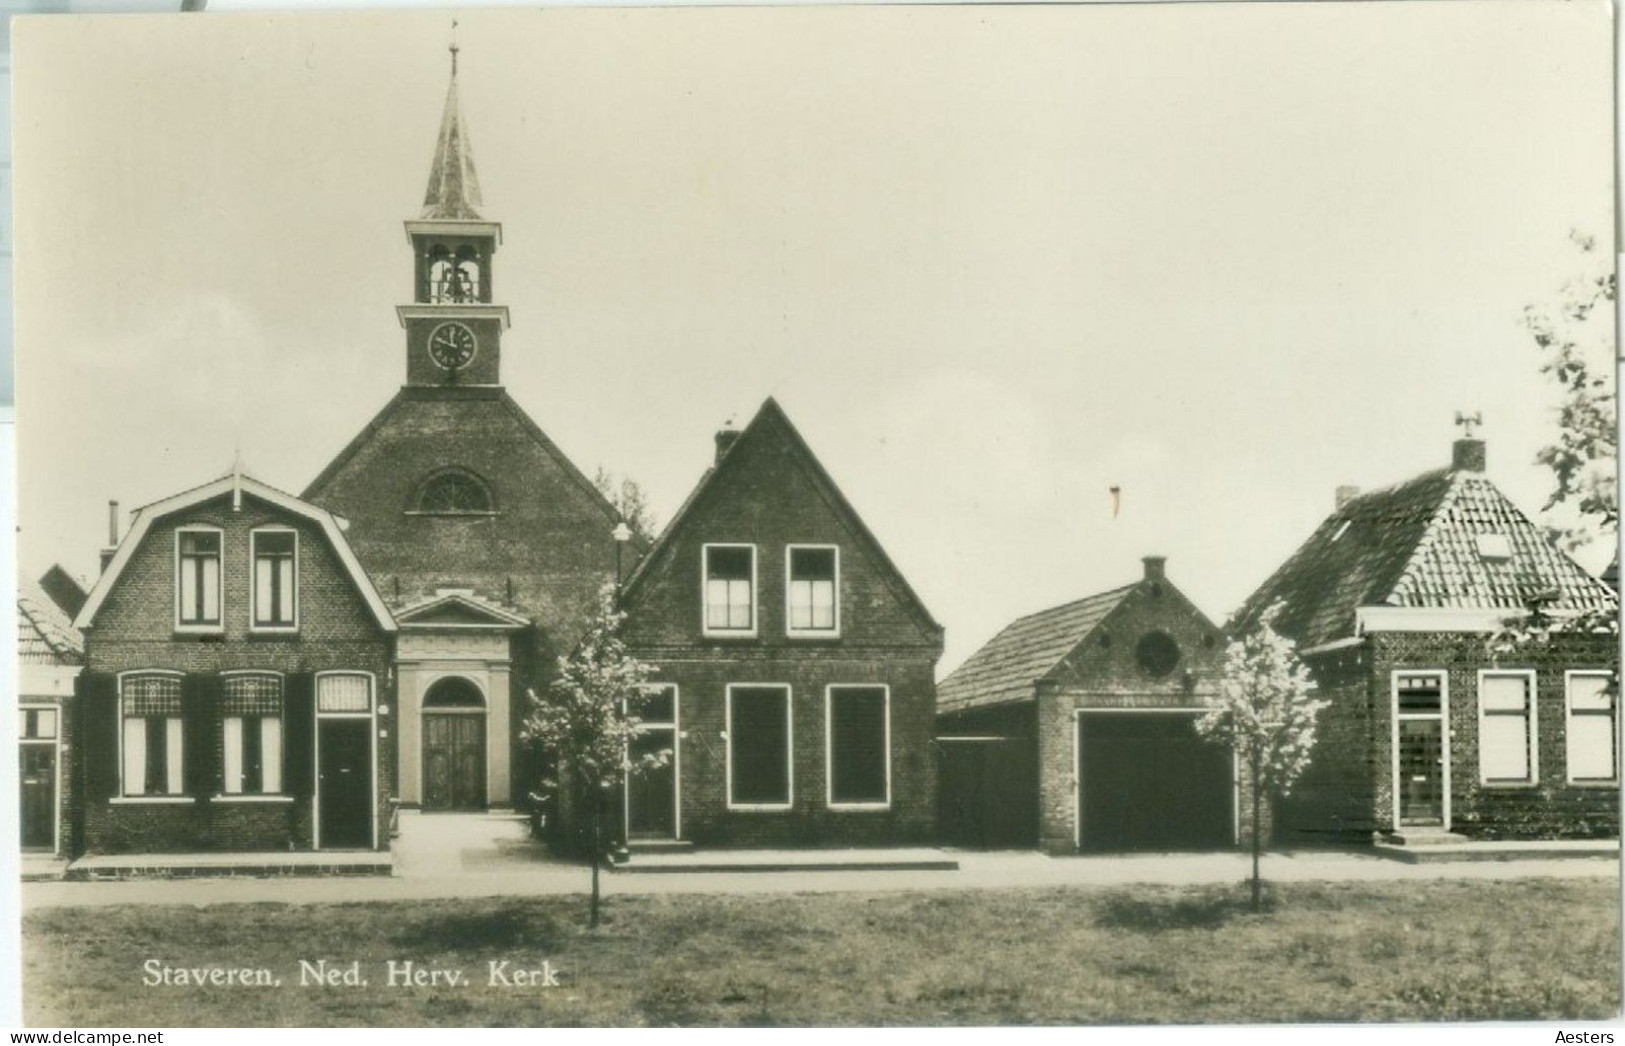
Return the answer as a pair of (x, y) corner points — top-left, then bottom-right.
(1135, 631), (1182, 678)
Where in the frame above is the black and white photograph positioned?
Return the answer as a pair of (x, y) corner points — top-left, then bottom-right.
(6, 0), (1621, 1029)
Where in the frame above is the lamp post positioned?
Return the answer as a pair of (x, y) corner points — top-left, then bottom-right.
(610, 520), (635, 866)
(612, 521), (633, 603)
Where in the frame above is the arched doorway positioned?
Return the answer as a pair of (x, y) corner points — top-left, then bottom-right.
(422, 676), (487, 811)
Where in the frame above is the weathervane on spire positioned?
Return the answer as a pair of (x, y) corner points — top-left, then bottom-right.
(449, 19), (459, 78)
(1454, 410), (1482, 439)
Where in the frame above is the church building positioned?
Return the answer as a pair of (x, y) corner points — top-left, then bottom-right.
(301, 50), (628, 818)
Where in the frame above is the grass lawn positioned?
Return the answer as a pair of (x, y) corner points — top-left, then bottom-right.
(23, 878), (1620, 1026)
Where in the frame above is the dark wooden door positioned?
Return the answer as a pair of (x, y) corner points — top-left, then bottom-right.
(627, 729), (677, 838)
(423, 713), (486, 811)
(19, 746), (55, 851)
(318, 719), (372, 849)
(1078, 714), (1232, 852)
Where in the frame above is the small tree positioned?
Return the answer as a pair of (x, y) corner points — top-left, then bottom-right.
(1524, 230), (1617, 556)
(1490, 232), (1620, 657)
(1197, 603), (1327, 912)
(521, 582), (666, 927)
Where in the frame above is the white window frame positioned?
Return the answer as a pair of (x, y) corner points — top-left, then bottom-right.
(1564, 670), (1619, 786)
(216, 669), (290, 801)
(785, 544), (841, 639)
(313, 671), (379, 851)
(702, 543), (758, 638)
(622, 683), (682, 840)
(1477, 669), (1538, 786)
(173, 525), (225, 634)
(249, 527), (299, 633)
(1390, 669), (1451, 831)
(724, 683), (793, 811)
(112, 669), (194, 804)
(824, 684), (890, 810)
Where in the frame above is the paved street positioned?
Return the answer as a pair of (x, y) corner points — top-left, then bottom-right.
(22, 847), (1618, 910)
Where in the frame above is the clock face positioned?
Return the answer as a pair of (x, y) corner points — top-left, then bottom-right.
(428, 322), (477, 371)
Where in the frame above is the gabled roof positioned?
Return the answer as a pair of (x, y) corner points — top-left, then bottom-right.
(75, 473), (397, 633)
(395, 589), (530, 630)
(18, 575), (84, 666)
(420, 65), (483, 221)
(622, 397), (941, 639)
(1230, 463), (1618, 648)
(936, 583), (1137, 713)
(301, 390), (625, 532)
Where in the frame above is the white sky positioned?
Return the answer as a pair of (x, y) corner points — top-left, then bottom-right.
(12, 2), (1615, 673)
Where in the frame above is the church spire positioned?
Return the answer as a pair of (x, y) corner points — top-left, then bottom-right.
(420, 27), (483, 221)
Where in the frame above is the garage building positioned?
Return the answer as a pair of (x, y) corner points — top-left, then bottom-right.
(936, 557), (1237, 853)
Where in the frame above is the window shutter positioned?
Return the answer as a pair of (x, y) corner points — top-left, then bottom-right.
(76, 672), (119, 800)
(184, 674), (221, 797)
(284, 673), (316, 798)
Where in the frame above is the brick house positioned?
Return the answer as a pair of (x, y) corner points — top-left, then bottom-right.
(70, 474), (397, 854)
(300, 59), (626, 816)
(618, 399), (944, 847)
(18, 575), (83, 857)
(1231, 433), (1620, 843)
(936, 557), (1232, 853)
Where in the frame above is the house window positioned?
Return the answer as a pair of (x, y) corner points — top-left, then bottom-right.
(826, 685), (889, 807)
(1479, 671), (1536, 784)
(176, 529), (222, 628)
(704, 545), (756, 635)
(415, 470), (493, 514)
(222, 673), (283, 795)
(787, 546), (838, 636)
(317, 673), (373, 714)
(18, 708), (57, 740)
(726, 684), (791, 808)
(251, 530), (297, 629)
(1566, 672), (1617, 783)
(120, 673), (184, 796)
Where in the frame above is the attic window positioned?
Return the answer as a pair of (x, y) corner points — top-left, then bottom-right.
(1135, 631), (1181, 678)
(413, 469), (494, 515)
(1476, 533), (1512, 562)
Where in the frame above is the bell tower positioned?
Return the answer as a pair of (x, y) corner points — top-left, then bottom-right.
(397, 37), (509, 388)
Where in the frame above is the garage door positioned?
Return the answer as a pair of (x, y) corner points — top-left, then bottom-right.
(1077, 713), (1233, 851)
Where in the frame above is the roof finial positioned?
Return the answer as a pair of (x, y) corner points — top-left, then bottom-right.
(1454, 410), (1482, 439)
(449, 20), (459, 78)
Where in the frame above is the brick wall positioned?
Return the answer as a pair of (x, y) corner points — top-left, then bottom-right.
(1369, 630), (1619, 839)
(79, 492), (394, 854)
(1275, 646), (1378, 842)
(640, 652), (938, 847)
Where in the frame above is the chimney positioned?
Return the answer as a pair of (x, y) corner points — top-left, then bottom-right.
(1142, 555), (1166, 582)
(1453, 437), (1486, 473)
(1335, 485), (1361, 510)
(714, 427), (741, 465)
(98, 499), (120, 573)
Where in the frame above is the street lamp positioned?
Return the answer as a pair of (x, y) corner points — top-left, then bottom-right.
(612, 522), (633, 597)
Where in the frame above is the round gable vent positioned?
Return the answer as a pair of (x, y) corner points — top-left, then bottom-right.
(1135, 631), (1181, 678)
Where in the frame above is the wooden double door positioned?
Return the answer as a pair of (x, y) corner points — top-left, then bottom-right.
(423, 713), (486, 811)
